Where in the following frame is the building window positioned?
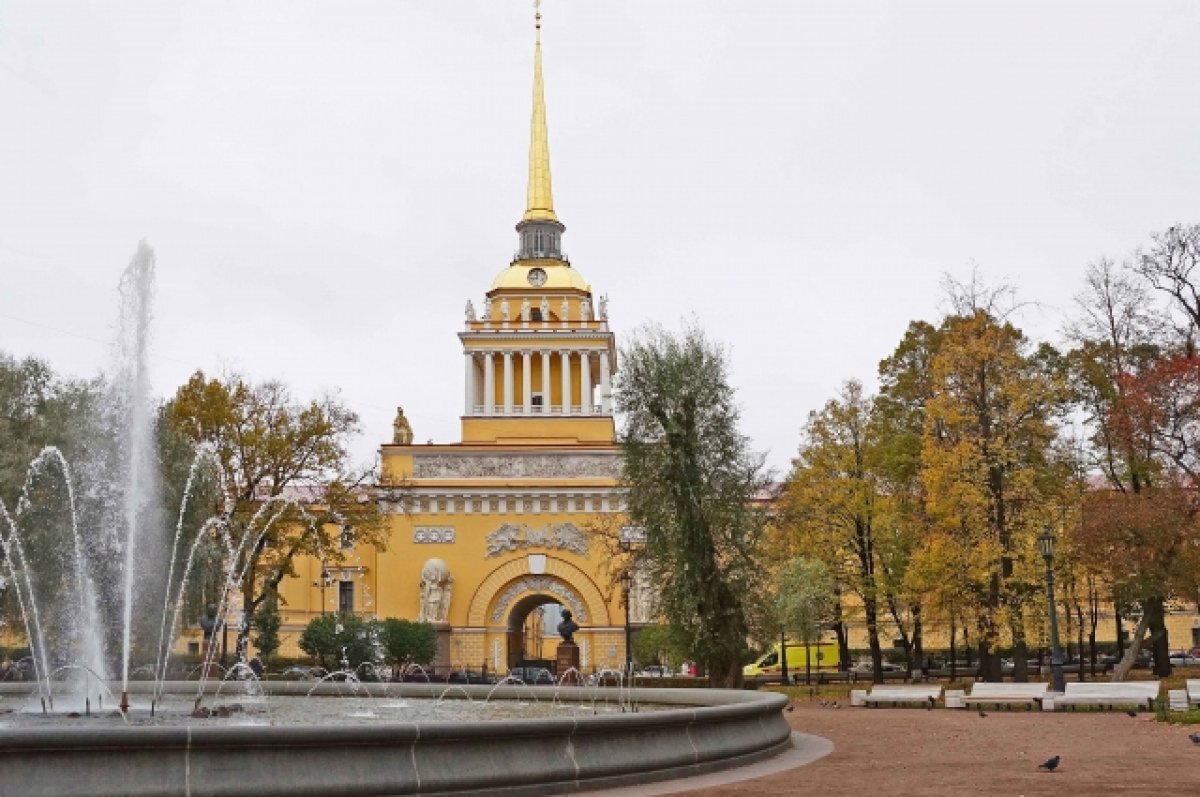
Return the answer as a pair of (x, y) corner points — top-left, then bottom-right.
(339, 525), (355, 550)
(188, 642), (200, 656)
(532, 393), (544, 408)
(339, 580), (354, 614)
(531, 307), (542, 322)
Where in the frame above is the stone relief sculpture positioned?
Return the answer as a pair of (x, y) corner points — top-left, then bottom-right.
(392, 406), (414, 445)
(417, 558), (453, 624)
(413, 453), (620, 479)
(465, 299), (476, 322)
(484, 522), (589, 558)
(520, 298), (531, 322)
(490, 576), (587, 623)
(485, 523), (523, 557)
(500, 299), (511, 324)
(580, 297), (592, 321)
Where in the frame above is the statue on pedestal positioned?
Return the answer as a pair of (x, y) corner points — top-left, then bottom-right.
(521, 298), (531, 322)
(580, 298), (592, 321)
(556, 609), (579, 644)
(465, 300), (476, 322)
(393, 406), (414, 445)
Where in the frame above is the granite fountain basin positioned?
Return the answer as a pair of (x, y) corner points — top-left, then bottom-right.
(0, 681), (792, 796)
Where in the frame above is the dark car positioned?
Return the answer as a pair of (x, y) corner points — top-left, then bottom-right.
(445, 669), (495, 685)
(506, 666), (555, 685)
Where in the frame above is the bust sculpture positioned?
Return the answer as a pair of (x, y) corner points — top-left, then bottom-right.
(417, 558), (453, 624)
(392, 406), (414, 445)
(556, 608), (580, 645)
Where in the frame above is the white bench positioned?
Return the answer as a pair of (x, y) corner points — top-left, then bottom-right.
(861, 685), (943, 707)
(1186, 680), (1200, 707)
(962, 682), (1048, 709)
(1053, 681), (1160, 711)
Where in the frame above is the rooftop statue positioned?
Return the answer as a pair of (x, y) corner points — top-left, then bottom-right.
(393, 406), (414, 445)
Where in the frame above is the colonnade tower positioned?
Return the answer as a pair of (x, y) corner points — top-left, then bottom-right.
(459, 9), (616, 446)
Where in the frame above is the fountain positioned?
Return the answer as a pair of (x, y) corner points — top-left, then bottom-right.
(0, 244), (798, 795)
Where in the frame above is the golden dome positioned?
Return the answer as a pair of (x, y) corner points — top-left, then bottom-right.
(490, 260), (590, 292)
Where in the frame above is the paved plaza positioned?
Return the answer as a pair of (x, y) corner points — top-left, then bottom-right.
(676, 700), (1200, 796)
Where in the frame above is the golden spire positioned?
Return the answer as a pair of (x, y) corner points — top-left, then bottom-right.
(523, 0), (558, 223)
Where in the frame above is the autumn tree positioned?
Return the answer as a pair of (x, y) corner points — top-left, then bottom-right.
(781, 380), (890, 681)
(921, 287), (1067, 682)
(616, 325), (769, 688)
(167, 372), (384, 659)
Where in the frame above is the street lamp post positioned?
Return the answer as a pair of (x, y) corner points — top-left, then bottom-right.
(620, 570), (633, 674)
(1038, 527), (1066, 694)
(313, 565), (334, 617)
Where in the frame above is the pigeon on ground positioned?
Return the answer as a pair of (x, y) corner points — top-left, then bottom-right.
(819, 700), (828, 707)
(1188, 733), (1200, 744)
(832, 701), (841, 709)
(785, 704), (795, 712)
(1038, 755), (1061, 772)
(1125, 710), (1137, 718)
(978, 709), (987, 718)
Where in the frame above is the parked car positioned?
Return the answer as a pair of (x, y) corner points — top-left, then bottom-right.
(850, 660), (904, 675)
(636, 665), (669, 677)
(445, 669), (495, 685)
(506, 666), (555, 685)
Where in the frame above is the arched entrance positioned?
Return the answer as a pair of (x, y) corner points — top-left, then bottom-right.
(504, 593), (562, 670)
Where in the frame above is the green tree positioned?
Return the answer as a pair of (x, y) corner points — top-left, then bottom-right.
(631, 624), (690, 672)
(167, 372), (385, 659)
(298, 614), (378, 671)
(616, 325), (769, 688)
(251, 590), (282, 663)
(377, 618), (437, 678)
(775, 557), (836, 684)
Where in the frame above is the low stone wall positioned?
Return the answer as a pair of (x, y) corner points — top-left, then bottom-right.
(0, 683), (792, 796)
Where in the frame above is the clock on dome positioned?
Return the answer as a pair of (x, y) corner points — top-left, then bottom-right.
(527, 267), (547, 287)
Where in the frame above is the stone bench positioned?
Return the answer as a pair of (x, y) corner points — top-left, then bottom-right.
(1186, 680), (1200, 707)
(861, 685), (943, 707)
(1053, 681), (1160, 711)
(962, 682), (1048, 709)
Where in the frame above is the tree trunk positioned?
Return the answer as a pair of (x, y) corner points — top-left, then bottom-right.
(1009, 606), (1028, 682)
(949, 618), (958, 681)
(1114, 602), (1125, 658)
(912, 607), (925, 676)
(832, 588), (851, 671)
(1075, 604), (1086, 682)
(865, 594), (884, 684)
(1111, 613), (1150, 682)
(1146, 596), (1172, 678)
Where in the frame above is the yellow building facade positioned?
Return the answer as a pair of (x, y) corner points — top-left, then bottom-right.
(271, 14), (632, 673)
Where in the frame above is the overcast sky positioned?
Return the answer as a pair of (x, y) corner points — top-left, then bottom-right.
(2, 1), (1199, 476)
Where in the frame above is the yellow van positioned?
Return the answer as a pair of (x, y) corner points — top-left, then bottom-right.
(743, 642), (840, 678)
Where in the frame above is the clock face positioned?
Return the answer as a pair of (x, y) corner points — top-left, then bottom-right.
(528, 267), (547, 287)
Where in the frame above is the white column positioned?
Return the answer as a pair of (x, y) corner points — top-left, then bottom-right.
(599, 350), (611, 414)
(540, 351), (551, 414)
(521, 350), (532, 415)
(579, 350), (592, 414)
(464, 351), (476, 415)
(560, 350), (572, 414)
(483, 352), (495, 415)
(503, 351), (514, 415)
